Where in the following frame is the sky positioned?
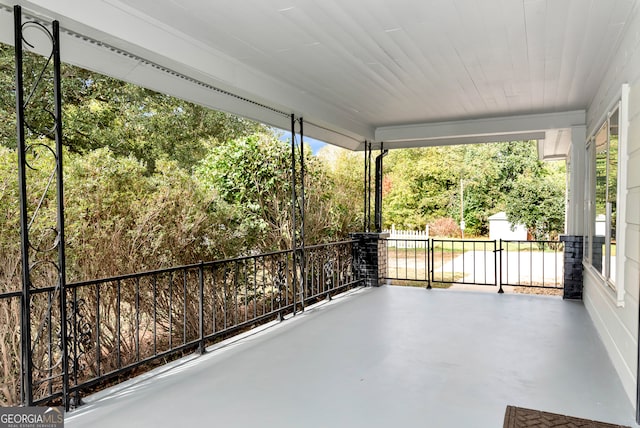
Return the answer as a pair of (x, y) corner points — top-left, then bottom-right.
(277, 129), (327, 154)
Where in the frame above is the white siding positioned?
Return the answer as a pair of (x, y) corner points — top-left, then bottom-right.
(587, 4), (640, 135)
(584, 3), (640, 408)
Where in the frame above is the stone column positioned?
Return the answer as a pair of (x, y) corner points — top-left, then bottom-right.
(350, 232), (389, 287)
(560, 235), (584, 300)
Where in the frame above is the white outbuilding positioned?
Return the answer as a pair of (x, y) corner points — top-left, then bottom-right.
(488, 212), (528, 241)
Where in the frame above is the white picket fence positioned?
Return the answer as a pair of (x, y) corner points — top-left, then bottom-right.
(383, 226), (429, 248)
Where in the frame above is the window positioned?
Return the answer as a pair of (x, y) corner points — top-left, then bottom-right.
(586, 105), (619, 287)
(584, 142), (594, 264)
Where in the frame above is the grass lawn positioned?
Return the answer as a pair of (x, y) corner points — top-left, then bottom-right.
(387, 279), (452, 289)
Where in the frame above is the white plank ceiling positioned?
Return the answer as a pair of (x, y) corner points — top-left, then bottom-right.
(0, 0), (636, 153)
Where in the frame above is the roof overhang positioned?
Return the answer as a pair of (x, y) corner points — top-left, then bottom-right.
(0, 1), (633, 156)
(373, 110), (585, 159)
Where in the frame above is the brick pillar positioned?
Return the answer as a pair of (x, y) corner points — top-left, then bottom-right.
(350, 232), (389, 287)
(559, 235), (584, 300)
(590, 236), (605, 274)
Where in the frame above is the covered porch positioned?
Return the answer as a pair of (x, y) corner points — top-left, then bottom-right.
(65, 286), (635, 427)
(0, 0), (639, 425)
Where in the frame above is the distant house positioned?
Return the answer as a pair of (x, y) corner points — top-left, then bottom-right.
(488, 212), (527, 241)
(595, 214), (606, 236)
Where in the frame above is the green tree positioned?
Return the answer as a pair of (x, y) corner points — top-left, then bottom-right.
(195, 133), (291, 250)
(503, 162), (566, 240)
(0, 45), (15, 150)
(0, 42), (264, 171)
(196, 133), (358, 251)
(381, 141), (566, 237)
(383, 147), (458, 229)
(316, 145), (364, 233)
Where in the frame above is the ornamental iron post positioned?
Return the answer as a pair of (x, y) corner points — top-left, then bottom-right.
(14, 6), (71, 409)
(363, 142), (367, 232)
(290, 114), (297, 315)
(298, 118), (306, 308)
(14, 5), (32, 407)
(363, 141), (372, 232)
(374, 143), (388, 233)
(290, 115), (306, 313)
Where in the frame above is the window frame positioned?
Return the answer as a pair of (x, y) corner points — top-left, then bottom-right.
(585, 103), (620, 291)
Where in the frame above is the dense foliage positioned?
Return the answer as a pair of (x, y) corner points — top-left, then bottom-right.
(0, 43), (360, 291)
(382, 141), (566, 238)
(195, 133), (361, 251)
(0, 44), (263, 172)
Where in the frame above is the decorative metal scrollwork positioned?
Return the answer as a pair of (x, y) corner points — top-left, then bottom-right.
(274, 260), (286, 305)
(14, 6), (70, 408)
(353, 245), (367, 283)
(67, 298), (93, 375)
(289, 115), (306, 311)
(323, 259), (335, 290)
(340, 246), (353, 284)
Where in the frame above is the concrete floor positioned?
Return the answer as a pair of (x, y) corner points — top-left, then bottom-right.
(66, 286), (638, 427)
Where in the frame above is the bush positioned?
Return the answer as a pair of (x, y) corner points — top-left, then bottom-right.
(195, 133), (359, 250)
(429, 217), (461, 238)
(0, 133), (363, 405)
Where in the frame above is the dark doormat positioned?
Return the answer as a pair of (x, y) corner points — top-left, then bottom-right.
(503, 405), (631, 428)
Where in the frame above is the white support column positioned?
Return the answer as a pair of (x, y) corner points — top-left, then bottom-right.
(567, 125), (587, 235)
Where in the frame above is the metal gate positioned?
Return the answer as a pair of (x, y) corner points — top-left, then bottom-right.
(431, 239), (498, 287)
(384, 238), (564, 292)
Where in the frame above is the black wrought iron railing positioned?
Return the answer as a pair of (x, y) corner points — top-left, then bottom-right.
(384, 238), (564, 292)
(499, 240), (564, 289)
(431, 239), (498, 287)
(0, 290), (22, 405)
(304, 241), (361, 301)
(0, 240), (361, 408)
(385, 238), (430, 284)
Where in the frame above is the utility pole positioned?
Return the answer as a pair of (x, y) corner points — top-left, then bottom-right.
(460, 177), (465, 239)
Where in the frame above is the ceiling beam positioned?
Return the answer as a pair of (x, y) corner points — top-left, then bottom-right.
(362, 132), (546, 151)
(374, 110), (586, 144)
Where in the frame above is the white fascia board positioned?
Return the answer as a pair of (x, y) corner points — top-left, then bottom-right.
(375, 111), (586, 143)
(368, 132), (546, 151)
(303, 122), (362, 151)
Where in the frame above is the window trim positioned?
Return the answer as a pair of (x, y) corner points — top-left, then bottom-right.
(583, 84), (629, 307)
